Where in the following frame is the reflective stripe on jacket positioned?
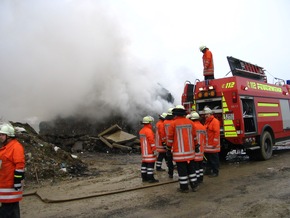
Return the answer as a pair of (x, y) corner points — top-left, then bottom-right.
(203, 49), (214, 76)
(139, 124), (157, 163)
(192, 121), (206, 162)
(0, 188), (23, 203)
(204, 115), (220, 153)
(0, 139), (25, 203)
(167, 116), (196, 162)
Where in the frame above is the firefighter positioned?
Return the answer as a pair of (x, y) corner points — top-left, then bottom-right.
(203, 107), (220, 177)
(167, 105), (199, 193)
(139, 116), (159, 183)
(163, 108), (175, 178)
(189, 111), (206, 184)
(199, 45), (214, 83)
(155, 112), (167, 171)
(0, 123), (25, 218)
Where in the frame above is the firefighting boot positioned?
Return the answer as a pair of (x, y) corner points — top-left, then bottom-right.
(141, 173), (148, 182)
(190, 182), (199, 192)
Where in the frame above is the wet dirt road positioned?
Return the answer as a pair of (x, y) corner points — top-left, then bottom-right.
(21, 149), (290, 218)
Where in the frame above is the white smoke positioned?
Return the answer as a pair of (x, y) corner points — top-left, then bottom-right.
(0, 0), (175, 129)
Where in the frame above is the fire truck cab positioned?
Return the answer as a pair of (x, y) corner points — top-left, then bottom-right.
(182, 56), (290, 160)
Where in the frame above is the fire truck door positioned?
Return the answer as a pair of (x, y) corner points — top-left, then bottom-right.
(241, 98), (256, 133)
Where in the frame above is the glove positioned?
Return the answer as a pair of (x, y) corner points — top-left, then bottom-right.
(195, 144), (200, 153)
(153, 150), (158, 156)
(162, 142), (167, 149)
(14, 170), (24, 191)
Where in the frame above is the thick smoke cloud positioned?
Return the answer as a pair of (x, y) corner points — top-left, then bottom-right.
(0, 0), (174, 128)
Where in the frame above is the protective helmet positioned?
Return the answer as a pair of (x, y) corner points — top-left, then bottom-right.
(204, 106), (213, 114)
(199, 45), (207, 52)
(147, 115), (155, 122)
(0, 123), (15, 137)
(167, 107), (174, 116)
(190, 111), (200, 120)
(160, 112), (167, 119)
(175, 105), (185, 110)
(186, 114), (191, 119)
(172, 105), (187, 116)
(142, 116), (153, 124)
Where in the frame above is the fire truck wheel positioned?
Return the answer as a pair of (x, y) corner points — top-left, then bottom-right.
(258, 131), (273, 160)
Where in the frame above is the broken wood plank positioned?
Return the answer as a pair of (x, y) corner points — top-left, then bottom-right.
(112, 143), (132, 151)
(98, 124), (121, 137)
(99, 136), (113, 148)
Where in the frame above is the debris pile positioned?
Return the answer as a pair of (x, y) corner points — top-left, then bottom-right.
(39, 116), (141, 153)
(8, 120), (141, 185)
(10, 122), (88, 185)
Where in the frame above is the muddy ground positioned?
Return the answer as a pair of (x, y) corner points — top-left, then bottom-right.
(20, 149), (290, 218)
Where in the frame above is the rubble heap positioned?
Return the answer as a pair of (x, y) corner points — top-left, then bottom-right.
(10, 122), (88, 185)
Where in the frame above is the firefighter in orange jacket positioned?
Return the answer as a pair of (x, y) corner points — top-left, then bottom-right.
(203, 107), (220, 177)
(155, 112), (167, 171)
(139, 116), (159, 183)
(0, 123), (25, 218)
(167, 105), (199, 193)
(189, 111), (206, 184)
(163, 108), (175, 178)
(199, 45), (214, 82)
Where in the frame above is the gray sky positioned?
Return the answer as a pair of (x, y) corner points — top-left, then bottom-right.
(1, 0), (290, 128)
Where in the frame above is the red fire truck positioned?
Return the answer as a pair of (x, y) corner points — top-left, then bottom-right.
(182, 56), (290, 160)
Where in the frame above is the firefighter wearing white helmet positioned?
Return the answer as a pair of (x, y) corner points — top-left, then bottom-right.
(199, 45), (214, 83)
(139, 116), (159, 183)
(190, 111), (206, 183)
(167, 105), (199, 192)
(163, 108), (175, 178)
(0, 123), (25, 217)
(203, 106), (221, 178)
(155, 112), (168, 171)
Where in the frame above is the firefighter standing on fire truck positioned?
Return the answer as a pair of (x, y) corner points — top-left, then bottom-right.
(167, 105), (199, 193)
(155, 112), (168, 171)
(0, 123), (25, 218)
(139, 116), (159, 183)
(190, 111), (206, 184)
(199, 45), (214, 82)
(203, 107), (220, 177)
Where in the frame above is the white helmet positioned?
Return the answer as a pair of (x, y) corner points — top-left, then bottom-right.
(199, 45), (207, 52)
(167, 107), (174, 116)
(186, 114), (191, 119)
(160, 112), (167, 119)
(175, 105), (185, 110)
(142, 116), (153, 124)
(0, 123), (15, 137)
(190, 111), (200, 120)
(204, 106), (213, 114)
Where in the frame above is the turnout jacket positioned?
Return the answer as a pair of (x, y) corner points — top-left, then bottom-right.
(0, 139), (25, 203)
(192, 120), (206, 162)
(155, 120), (166, 153)
(204, 115), (220, 153)
(167, 116), (197, 162)
(139, 124), (157, 163)
(202, 49), (214, 77)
